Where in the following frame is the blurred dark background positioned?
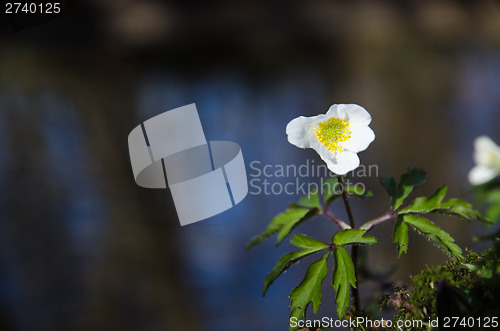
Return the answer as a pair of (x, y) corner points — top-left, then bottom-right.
(1, 0), (500, 330)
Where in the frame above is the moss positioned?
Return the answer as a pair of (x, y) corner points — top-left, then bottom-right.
(388, 239), (500, 330)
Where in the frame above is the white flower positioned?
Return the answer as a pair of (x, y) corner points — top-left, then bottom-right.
(286, 104), (375, 175)
(468, 135), (500, 185)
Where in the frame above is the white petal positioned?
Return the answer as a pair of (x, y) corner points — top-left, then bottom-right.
(325, 104), (347, 121)
(342, 124), (375, 153)
(474, 135), (500, 165)
(311, 136), (360, 175)
(468, 165), (498, 185)
(323, 151), (360, 175)
(286, 116), (318, 148)
(310, 132), (333, 158)
(343, 104), (372, 126)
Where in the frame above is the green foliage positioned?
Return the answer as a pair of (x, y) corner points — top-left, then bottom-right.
(262, 235), (328, 296)
(474, 180), (500, 224)
(403, 215), (462, 259)
(483, 189), (500, 222)
(392, 216), (408, 257)
(380, 176), (397, 201)
(345, 185), (374, 198)
(297, 186), (322, 210)
(323, 178), (342, 204)
(291, 234), (330, 250)
(381, 168), (426, 210)
(247, 207), (318, 249)
(400, 186), (485, 222)
(482, 188), (500, 223)
(333, 246), (357, 319)
(276, 209), (319, 246)
(399, 185), (447, 214)
(333, 229), (377, 246)
(289, 252), (330, 330)
(323, 177), (373, 205)
(248, 167), (486, 327)
(382, 169), (484, 259)
(329, 229), (376, 318)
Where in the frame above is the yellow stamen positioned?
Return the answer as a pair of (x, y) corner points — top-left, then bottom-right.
(486, 152), (500, 171)
(314, 117), (351, 154)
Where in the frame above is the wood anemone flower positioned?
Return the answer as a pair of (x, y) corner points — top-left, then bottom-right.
(286, 104), (375, 175)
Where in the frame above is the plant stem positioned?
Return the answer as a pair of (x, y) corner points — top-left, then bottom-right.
(338, 176), (356, 229)
(322, 209), (351, 230)
(359, 210), (396, 232)
(337, 175), (360, 312)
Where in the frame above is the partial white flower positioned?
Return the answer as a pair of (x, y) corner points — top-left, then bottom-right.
(286, 104), (375, 175)
(468, 135), (500, 185)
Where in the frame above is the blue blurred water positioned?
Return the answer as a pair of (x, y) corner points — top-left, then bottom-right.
(0, 88), (106, 329)
(137, 69), (333, 330)
(36, 91), (107, 255)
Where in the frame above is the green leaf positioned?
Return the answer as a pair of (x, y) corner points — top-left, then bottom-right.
(298, 186), (322, 210)
(323, 177), (342, 204)
(483, 188), (500, 224)
(332, 246), (356, 319)
(333, 229), (377, 246)
(403, 215), (462, 259)
(393, 215), (408, 257)
(323, 178), (372, 205)
(429, 233), (463, 259)
(262, 241), (327, 296)
(276, 209), (319, 246)
(403, 215), (452, 240)
(439, 199), (485, 221)
(285, 202), (303, 210)
(399, 186), (447, 214)
(393, 168), (426, 210)
(486, 202), (500, 224)
(289, 252), (330, 329)
(380, 176), (396, 199)
(290, 234), (329, 250)
(345, 185), (373, 198)
(399, 186), (485, 222)
(246, 208), (311, 249)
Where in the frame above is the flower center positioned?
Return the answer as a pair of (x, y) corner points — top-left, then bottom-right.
(314, 117), (351, 154)
(486, 152), (500, 171)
